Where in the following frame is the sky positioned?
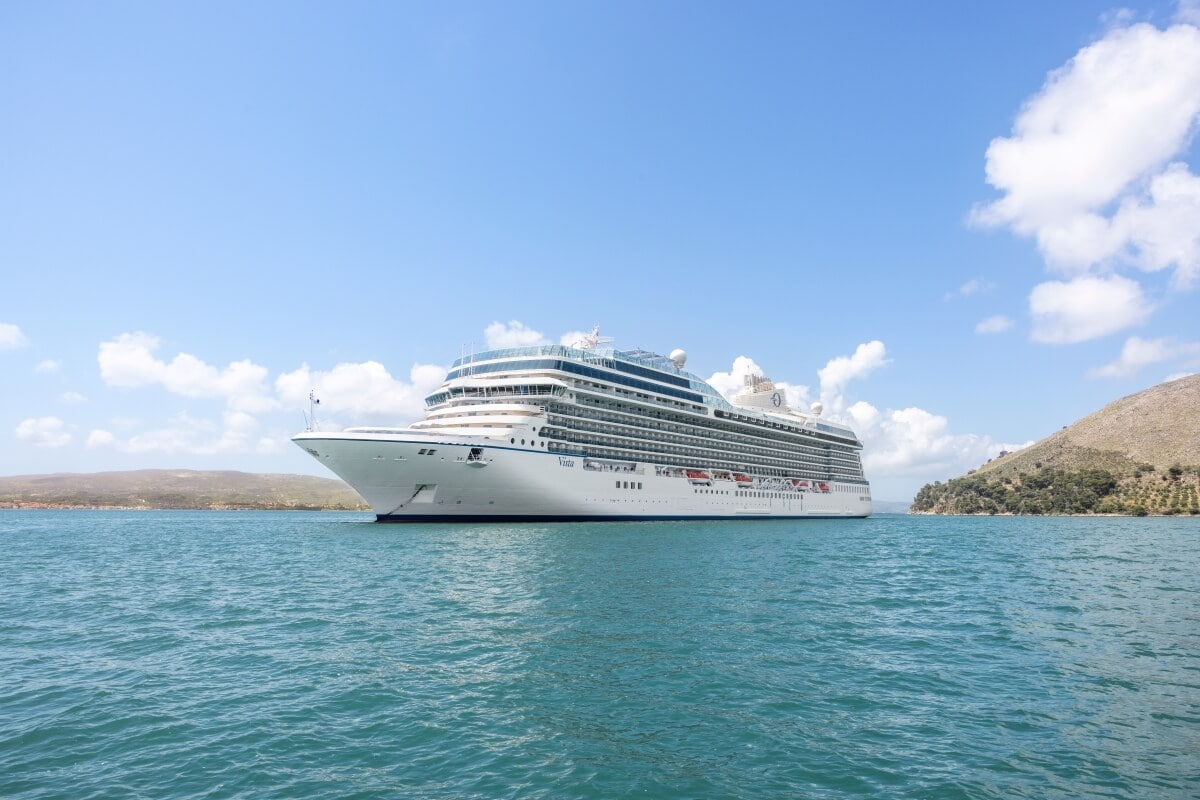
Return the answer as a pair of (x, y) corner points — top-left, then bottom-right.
(2, 1), (1199, 502)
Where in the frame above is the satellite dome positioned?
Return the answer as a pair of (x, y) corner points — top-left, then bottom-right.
(810, 401), (824, 417)
(669, 348), (687, 368)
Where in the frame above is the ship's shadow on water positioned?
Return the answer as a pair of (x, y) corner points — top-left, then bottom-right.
(0, 510), (1196, 800)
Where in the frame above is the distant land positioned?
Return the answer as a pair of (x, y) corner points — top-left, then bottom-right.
(0, 470), (369, 511)
(912, 374), (1200, 516)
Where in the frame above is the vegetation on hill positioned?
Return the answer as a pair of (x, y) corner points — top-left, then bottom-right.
(0, 470), (369, 511)
(912, 375), (1200, 516)
(912, 463), (1200, 516)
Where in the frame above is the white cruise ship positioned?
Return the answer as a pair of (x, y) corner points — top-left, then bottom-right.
(293, 330), (872, 521)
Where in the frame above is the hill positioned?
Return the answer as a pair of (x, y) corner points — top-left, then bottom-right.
(0, 469), (369, 511)
(912, 374), (1200, 516)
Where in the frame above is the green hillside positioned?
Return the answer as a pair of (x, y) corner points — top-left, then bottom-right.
(911, 375), (1200, 516)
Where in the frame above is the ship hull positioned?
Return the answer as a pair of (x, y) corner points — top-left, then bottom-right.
(294, 431), (872, 522)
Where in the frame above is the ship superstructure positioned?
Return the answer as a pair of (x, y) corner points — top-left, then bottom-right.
(293, 331), (872, 521)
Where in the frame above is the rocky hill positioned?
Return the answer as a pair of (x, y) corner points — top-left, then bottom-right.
(912, 374), (1200, 516)
(0, 470), (369, 511)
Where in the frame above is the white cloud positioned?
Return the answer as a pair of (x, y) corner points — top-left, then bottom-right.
(1088, 335), (1200, 378)
(1166, 370), (1197, 381)
(846, 401), (1033, 479)
(98, 332), (278, 413)
(971, 21), (1200, 289)
(0, 323), (29, 350)
(86, 429), (116, 448)
(35, 359), (61, 374)
(975, 315), (1014, 335)
(707, 356), (812, 411)
(559, 329), (595, 348)
(707, 344), (1033, 498)
(60, 391), (87, 404)
(1109, 163), (1200, 288)
(276, 360), (447, 425)
(1179, 0), (1200, 26)
(1029, 274), (1150, 343)
(84, 410), (281, 455)
(484, 321), (549, 349)
(818, 340), (889, 414)
(16, 417), (71, 447)
(945, 278), (995, 300)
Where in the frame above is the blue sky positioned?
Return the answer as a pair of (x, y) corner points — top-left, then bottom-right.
(3, 1), (1199, 502)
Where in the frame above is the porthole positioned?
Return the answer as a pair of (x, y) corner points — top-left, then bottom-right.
(511, 438), (515, 444)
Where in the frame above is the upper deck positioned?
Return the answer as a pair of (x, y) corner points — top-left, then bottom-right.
(439, 344), (861, 445)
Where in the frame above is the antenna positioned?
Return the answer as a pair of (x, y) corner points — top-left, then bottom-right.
(307, 389), (321, 432)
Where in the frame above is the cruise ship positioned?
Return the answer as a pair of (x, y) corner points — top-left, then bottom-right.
(293, 329), (872, 521)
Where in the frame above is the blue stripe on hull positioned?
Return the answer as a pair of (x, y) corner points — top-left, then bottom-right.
(376, 513), (868, 523)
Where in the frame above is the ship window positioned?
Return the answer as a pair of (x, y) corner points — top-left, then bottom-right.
(615, 481), (620, 488)
(418, 448), (427, 455)
(638, 482), (642, 490)
(511, 438), (515, 444)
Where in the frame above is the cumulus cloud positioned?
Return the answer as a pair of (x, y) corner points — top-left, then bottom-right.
(969, 22), (1200, 278)
(276, 360), (447, 425)
(86, 429), (116, 448)
(85, 410), (281, 455)
(1108, 163), (1200, 288)
(0, 323), (29, 350)
(708, 343), (1030, 497)
(846, 401), (1033, 479)
(35, 359), (61, 374)
(817, 340), (889, 414)
(1029, 274), (1151, 343)
(975, 315), (1014, 335)
(60, 391), (87, 404)
(707, 356), (812, 410)
(1179, 0), (1200, 26)
(969, 13), (1200, 356)
(484, 321), (550, 349)
(559, 329), (596, 348)
(944, 278), (995, 301)
(1087, 335), (1200, 378)
(98, 332), (278, 413)
(16, 417), (71, 447)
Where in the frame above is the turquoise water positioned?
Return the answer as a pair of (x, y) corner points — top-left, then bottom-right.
(1, 512), (1197, 799)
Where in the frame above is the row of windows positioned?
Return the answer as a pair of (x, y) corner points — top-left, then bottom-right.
(557, 408), (855, 473)
(546, 404), (864, 480)
(444, 359), (704, 403)
(575, 394), (862, 463)
(616, 481), (644, 490)
(547, 436), (864, 484)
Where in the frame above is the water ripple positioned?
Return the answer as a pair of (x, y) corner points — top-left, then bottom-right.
(1, 511), (1197, 798)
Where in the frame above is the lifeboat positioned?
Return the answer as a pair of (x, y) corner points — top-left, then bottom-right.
(788, 478), (809, 490)
(817, 482), (830, 493)
(733, 473), (753, 487)
(686, 470), (713, 485)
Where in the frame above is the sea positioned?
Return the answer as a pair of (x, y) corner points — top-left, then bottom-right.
(1, 511), (1197, 800)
